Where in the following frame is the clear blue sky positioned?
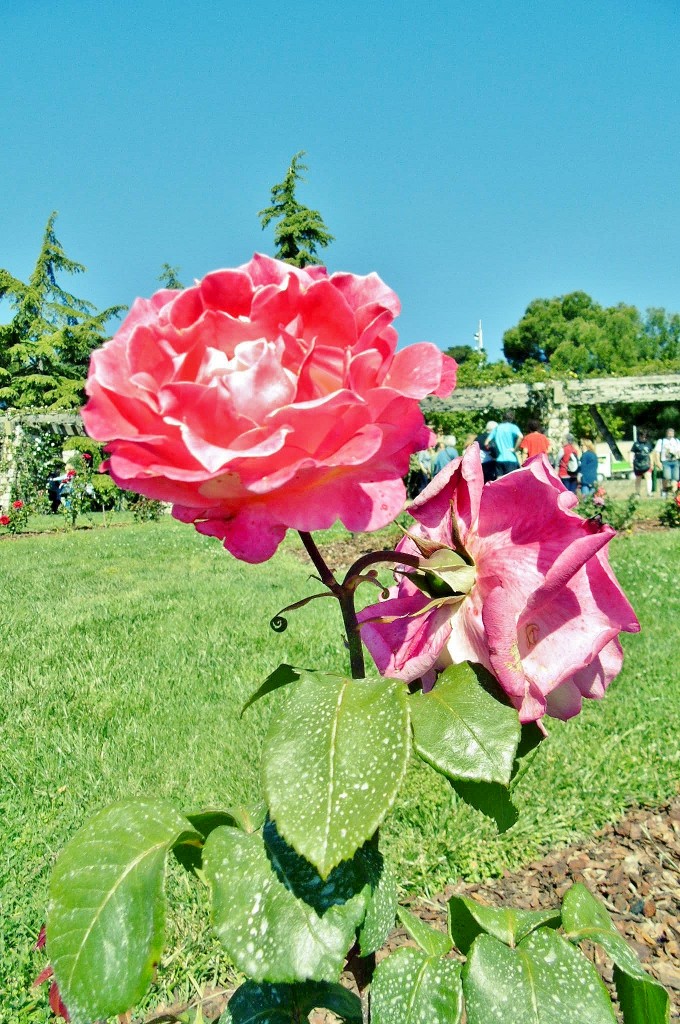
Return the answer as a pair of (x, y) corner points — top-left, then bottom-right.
(2, 0), (679, 361)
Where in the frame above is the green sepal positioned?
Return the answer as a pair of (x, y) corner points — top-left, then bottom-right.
(219, 979), (362, 1023)
(410, 663), (520, 784)
(398, 905), (452, 956)
(263, 671), (410, 877)
(203, 818), (376, 982)
(447, 894), (560, 953)
(241, 664), (302, 716)
(462, 929), (616, 1023)
(47, 799), (200, 1023)
(371, 947), (463, 1024)
(562, 884), (669, 1023)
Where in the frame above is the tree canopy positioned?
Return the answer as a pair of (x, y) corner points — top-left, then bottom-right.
(0, 213), (124, 409)
(258, 151), (334, 267)
(502, 290), (680, 376)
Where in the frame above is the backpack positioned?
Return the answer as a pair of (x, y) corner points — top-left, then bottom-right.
(566, 451), (579, 475)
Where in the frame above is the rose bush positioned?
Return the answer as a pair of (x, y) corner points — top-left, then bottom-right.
(82, 255), (456, 562)
(359, 446), (640, 723)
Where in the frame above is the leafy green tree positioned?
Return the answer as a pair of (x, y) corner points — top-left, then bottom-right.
(158, 263), (184, 289)
(0, 212), (124, 409)
(259, 151), (334, 267)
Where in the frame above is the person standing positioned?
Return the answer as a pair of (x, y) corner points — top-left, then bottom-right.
(490, 412), (522, 477)
(433, 435), (458, 475)
(475, 420), (498, 483)
(579, 439), (599, 496)
(654, 427), (680, 496)
(630, 431), (654, 497)
(519, 419), (551, 463)
(558, 433), (580, 493)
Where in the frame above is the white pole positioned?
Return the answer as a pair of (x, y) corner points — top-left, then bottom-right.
(474, 320), (484, 351)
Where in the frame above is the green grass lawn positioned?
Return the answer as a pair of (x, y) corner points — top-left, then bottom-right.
(1, 517), (678, 1020)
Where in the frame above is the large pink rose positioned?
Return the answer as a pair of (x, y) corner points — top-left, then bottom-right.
(82, 255), (456, 562)
(358, 446), (640, 723)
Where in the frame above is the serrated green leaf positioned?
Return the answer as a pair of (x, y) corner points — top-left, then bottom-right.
(463, 929), (616, 1023)
(358, 859), (398, 957)
(562, 884), (669, 1023)
(47, 799), (200, 1023)
(219, 979), (362, 1023)
(450, 778), (518, 832)
(448, 895), (560, 952)
(371, 947), (463, 1024)
(410, 663), (520, 784)
(203, 821), (371, 983)
(263, 672), (410, 877)
(241, 664), (302, 716)
(398, 906), (452, 956)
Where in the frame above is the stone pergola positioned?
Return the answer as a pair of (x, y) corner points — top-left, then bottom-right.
(2, 374), (680, 507)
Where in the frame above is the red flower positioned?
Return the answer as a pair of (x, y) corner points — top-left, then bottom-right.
(12, 500), (23, 509)
(65, 470), (76, 480)
(82, 452), (92, 460)
(0, 515), (10, 526)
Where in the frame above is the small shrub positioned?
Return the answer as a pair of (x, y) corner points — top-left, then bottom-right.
(0, 499), (30, 534)
(579, 489), (639, 531)
(659, 493), (680, 528)
(128, 494), (166, 522)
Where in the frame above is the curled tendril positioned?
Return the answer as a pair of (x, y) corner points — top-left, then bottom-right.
(351, 573), (391, 599)
(269, 591), (335, 634)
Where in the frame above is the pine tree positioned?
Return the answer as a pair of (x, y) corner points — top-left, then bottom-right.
(258, 151), (334, 267)
(158, 263), (184, 289)
(0, 212), (124, 409)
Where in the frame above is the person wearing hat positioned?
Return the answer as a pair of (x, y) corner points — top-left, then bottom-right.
(558, 433), (580, 492)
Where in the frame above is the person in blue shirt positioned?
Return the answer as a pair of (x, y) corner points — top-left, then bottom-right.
(433, 435), (458, 475)
(490, 413), (522, 476)
(578, 439), (599, 496)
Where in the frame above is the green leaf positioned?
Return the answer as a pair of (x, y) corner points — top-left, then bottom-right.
(410, 663), (520, 784)
(174, 804), (267, 874)
(463, 929), (616, 1023)
(449, 778), (518, 832)
(397, 906), (452, 956)
(447, 894), (560, 953)
(358, 859), (398, 957)
(371, 947), (463, 1024)
(219, 979), (362, 1023)
(203, 820), (372, 983)
(615, 966), (670, 1024)
(263, 672), (410, 877)
(241, 664), (302, 716)
(562, 884), (669, 1023)
(47, 799), (200, 1022)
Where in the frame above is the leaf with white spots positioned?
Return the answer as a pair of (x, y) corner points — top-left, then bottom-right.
(398, 906), (452, 957)
(447, 894), (560, 953)
(263, 672), (410, 877)
(371, 948), (463, 1024)
(203, 821), (374, 983)
(410, 663), (520, 784)
(562, 884), (669, 1023)
(462, 929), (617, 1023)
(358, 858), (398, 957)
(219, 979), (362, 1023)
(47, 799), (200, 1023)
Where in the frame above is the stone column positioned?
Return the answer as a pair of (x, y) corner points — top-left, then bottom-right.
(0, 416), (23, 509)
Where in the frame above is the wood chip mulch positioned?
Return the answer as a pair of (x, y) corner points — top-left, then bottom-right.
(384, 795), (680, 1020)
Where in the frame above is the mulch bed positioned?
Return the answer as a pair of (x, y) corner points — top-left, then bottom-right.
(145, 797), (679, 1022)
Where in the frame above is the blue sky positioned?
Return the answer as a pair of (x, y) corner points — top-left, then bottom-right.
(2, 0), (679, 361)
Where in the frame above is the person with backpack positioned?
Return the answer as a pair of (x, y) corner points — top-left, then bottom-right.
(558, 433), (580, 493)
(631, 430), (654, 497)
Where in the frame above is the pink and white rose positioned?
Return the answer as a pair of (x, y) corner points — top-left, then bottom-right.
(83, 255), (456, 563)
(358, 446), (640, 723)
